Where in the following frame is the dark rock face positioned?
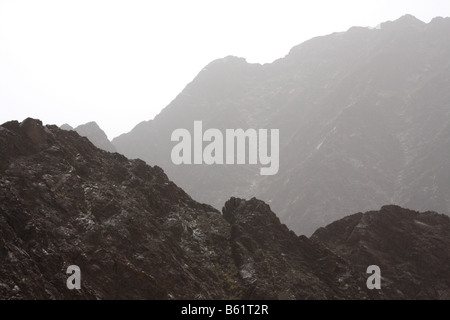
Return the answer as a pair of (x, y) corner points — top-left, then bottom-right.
(0, 118), (359, 300)
(1, 119), (229, 299)
(112, 15), (450, 236)
(0, 119), (448, 300)
(61, 121), (116, 153)
(312, 205), (450, 299)
(222, 197), (369, 299)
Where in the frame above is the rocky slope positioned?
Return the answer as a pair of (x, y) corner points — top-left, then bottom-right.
(0, 118), (365, 299)
(312, 205), (450, 299)
(112, 15), (450, 236)
(1, 118), (448, 300)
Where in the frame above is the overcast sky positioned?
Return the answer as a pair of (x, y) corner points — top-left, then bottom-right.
(1, 0), (450, 139)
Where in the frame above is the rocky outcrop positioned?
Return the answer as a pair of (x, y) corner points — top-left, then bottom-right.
(0, 119), (448, 299)
(1, 119), (226, 299)
(222, 197), (369, 299)
(312, 205), (450, 299)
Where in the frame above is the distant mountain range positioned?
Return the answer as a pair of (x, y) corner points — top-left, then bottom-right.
(61, 122), (116, 153)
(112, 15), (450, 236)
(1, 118), (449, 299)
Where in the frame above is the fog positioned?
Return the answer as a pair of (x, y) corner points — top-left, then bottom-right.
(1, 0), (450, 138)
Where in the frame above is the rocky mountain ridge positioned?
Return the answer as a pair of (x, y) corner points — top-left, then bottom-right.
(1, 118), (449, 299)
(61, 121), (116, 153)
(112, 15), (450, 236)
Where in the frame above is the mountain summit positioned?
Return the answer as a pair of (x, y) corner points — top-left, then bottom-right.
(113, 15), (450, 236)
(61, 121), (116, 153)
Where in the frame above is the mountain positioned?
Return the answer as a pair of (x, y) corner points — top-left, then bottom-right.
(0, 118), (362, 299)
(112, 15), (450, 236)
(312, 205), (450, 299)
(60, 124), (73, 131)
(61, 121), (116, 153)
(1, 118), (449, 299)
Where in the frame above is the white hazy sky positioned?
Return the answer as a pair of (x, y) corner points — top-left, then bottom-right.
(1, 0), (450, 139)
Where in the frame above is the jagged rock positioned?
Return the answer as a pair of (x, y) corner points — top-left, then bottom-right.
(222, 197), (369, 299)
(312, 205), (450, 299)
(1, 119), (227, 299)
(0, 119), (448, 299)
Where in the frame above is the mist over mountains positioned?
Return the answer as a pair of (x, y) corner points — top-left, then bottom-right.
(112, 15), (450, 236)
(1, 14), (450, 301)
(61, 122), (117, 153)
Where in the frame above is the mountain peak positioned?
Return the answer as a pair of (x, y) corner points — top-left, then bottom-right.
(219, 55), (248, 64)
(72, 121), (116, 153)
(428, 16), (450, 29)
(396, 14), (424, 24)
(60, 123), (73, 131)
(76, 121), (101, 130)
(202, 55), (249, 72)
(223, 197), (282, 228)
(430, 16), (450, 23)
(381, 14), (426, 30)
(113, 14), (450, 238)
(312, 206), (450, 299)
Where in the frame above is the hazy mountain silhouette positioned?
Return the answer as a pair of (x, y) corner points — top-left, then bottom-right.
(61, 121), (117, 153)
(113, 15), (450, 236)
(60, 123), (73, 131)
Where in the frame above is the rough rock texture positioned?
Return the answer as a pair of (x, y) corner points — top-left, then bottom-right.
(0, 118), (361, 300)
(0, 119), (448, 300)
(222, 197), (370, 299)
(312, 205), (450, 299)
(1, 119), (228, 299)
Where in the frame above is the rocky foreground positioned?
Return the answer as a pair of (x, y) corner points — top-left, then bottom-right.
(0, 119), (449, 299)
